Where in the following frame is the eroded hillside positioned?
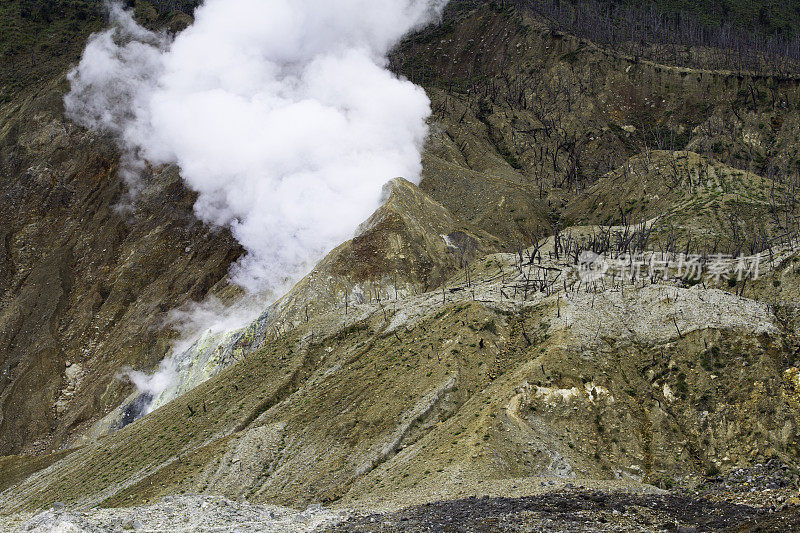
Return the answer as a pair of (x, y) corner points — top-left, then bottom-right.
(1, 201), (799, 515)
(1, 0), (800, 527)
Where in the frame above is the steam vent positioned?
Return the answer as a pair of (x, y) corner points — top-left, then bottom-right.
(2, 0), (800, 530)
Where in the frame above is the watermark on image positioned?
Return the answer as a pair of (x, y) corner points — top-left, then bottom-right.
(576, 252), (609, 282)
(575, 252), (762, 283)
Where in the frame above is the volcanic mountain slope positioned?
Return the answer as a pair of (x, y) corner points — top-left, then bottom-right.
(0, 76), (243, 455)
(2, 0), (799, 459)
(1, 0), (800, 526)
(565, 150), (800, 251)
(406, 2), (800, 244)
(125, 178), (500, 414)
(1, 203), (799, 514)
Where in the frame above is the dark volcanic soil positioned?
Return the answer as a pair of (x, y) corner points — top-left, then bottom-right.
(327, 491), (796, 532)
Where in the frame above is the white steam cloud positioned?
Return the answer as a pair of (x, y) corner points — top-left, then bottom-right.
(66, 0), (446, 294)
(68, 0), (446, 416)
(122, 358), (177, 399)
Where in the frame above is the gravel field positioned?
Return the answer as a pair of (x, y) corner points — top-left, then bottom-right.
(1, 495), (349, 532)
(3, 489), (797, 532)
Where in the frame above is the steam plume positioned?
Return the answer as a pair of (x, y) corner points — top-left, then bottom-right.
(66, 0), (446, 294)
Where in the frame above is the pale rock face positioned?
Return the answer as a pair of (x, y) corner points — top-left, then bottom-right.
(54, 363), (83, 417)
(533, 385), (583, 404)
(561, 285), (775, 347)
(742, 129), (763, 148)
(663, 382), (677, 403)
